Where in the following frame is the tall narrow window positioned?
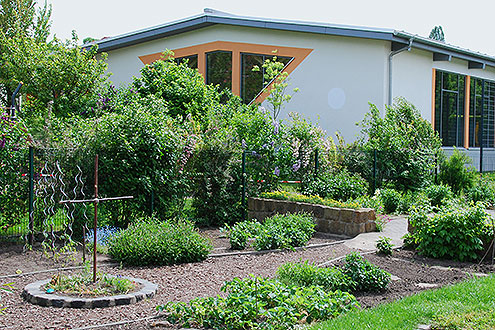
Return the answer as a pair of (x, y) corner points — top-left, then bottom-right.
(434, 71), (465, 147)
(241, 54), (292, 104)
(206, 51), (232, 91)
(469, 79), (495, 148)
(176, 55), (198, 69)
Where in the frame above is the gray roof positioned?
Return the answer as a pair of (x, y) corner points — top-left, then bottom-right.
(92, 8), (495, 67)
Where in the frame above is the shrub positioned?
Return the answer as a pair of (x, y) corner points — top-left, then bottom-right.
(158, 275), (359, 330)
(222, 220), (262, 250)
(375, 236), (394, 255)
(261, 191), (361, 209)
(380, 188), (402, 214)
(467, 179), (495, 206)
(303, 169), (368, 201)
(438, 148), (477, 194)
(85, 226), (120, 254)
(342, 252), (391, 292)
(107, 217), (212, 266)
(277, 261), (354, 292)
(425, 184), (453, 208)
(253, 212), (315, 251)
(358, 99), (441, 191)
(408, 203), (494, 261)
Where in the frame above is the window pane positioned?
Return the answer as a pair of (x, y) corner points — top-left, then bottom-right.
(241, 54), (293, 104)
(176, 55), (198, 69)
(470, 79), (482, 147)
(206, 51), (232, 91)
(484, 81), (495, 148)
(435, 71), (464, 147)
(469, 79), (495, 148)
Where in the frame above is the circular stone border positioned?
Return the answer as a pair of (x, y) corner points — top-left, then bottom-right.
(22, 276), (158, 308)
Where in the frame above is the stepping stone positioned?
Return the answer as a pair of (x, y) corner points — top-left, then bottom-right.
(416, 324), (431, 330)
(390, 274), (401, 281)
(416, 283), (438, 288)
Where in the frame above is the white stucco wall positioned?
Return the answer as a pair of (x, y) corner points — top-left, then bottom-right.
(103, 25), (390, 143)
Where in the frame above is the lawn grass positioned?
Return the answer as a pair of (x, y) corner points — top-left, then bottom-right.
(312, 274), (495, 330)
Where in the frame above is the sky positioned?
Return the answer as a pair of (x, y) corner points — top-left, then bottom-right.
(45, 0), (495, 57)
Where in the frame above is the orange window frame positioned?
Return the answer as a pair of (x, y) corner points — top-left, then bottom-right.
(139, 41), (313, 103)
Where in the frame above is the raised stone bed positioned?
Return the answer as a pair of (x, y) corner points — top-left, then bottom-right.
(248, 197), (376, 237)
(22, 276), (157, 308)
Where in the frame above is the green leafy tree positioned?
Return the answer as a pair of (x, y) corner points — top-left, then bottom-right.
(253, 54), (298, 120)
(359, 98), (442, 191)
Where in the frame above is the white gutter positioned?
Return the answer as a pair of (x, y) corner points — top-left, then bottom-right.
(388, 36), (414, 106)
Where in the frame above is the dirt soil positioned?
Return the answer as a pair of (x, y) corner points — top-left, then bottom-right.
(0, 231), (493, 330)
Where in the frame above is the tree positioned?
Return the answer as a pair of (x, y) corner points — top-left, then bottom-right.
(429, 26), (445, 42)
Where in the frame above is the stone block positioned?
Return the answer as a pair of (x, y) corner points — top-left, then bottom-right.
(312, 205), (324, 218)
(315, 218), (329, 232)
(255, 198), (265, 212)
(324, 207), (340, 221)
(344, 223), (361, 237)
(340, 209), (357, 223)
(329, 221), (345, 235)
(264, 200), (275, 212)
(247, 197), (256, 211)
(365, 221), (377, 232)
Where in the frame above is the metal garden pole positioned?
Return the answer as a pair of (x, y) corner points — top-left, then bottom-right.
(480, 80), (485, 173)
(373, 149), (377, 193)
(28, 146), (34, 246)
(242, 151), (246, 220)
(314, 149), (319, 177)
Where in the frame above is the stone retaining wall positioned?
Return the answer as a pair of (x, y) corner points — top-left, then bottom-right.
(248, 197), (376, 237)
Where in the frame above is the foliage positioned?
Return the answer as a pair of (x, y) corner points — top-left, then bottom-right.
(132, 53), (219, 121)
(277, 261), (354, 292)
(261, 191), (361, 209)
(342, 252), (391, 292)
(407, 203), (494, 261)
(158, 275), (359, 330)
(253, 212), (315, 251)
(45, 262), (136, 297)
(107, 217), (212, 266)
(303, 168), (368, 201)
(380, 188), (402, 214)
(0, 113), (29, 230)
(358, 98), (441, 191)
(222, 220), (262, 250)
(425, 184), (453, 208)
(85, 226), (120, 254)
(252, 54), (298, 121)
(375, 236), (394, 255)
(467, 176), (495, 207)
(438, 148), (477, 194)
(375, 214), (391, 232)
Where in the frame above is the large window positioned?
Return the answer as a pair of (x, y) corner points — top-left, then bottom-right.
(435, 71), (465, 147)
(241, 54), (292, 104)
(175, 55), (198, 69)
(470, 78), (495, 148)
(206, 51), (232, 92)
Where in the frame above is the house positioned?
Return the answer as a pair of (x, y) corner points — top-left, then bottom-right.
(94, 9), (495, 170)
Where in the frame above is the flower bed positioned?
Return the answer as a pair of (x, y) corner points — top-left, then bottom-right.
(248, 196), (376, 237)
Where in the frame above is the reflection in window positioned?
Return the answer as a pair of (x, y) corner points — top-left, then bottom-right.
(470, 79), (495, 148)
(241, 54), (292, 104)
(175, 55), (198, 69)
(206, 51), (232, 91)
(434, 71), (465, 147)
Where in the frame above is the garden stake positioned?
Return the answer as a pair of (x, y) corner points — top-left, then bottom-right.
(59, 155), (133, 282)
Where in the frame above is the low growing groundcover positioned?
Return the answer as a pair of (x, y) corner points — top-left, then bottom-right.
(312, 274), (495, 330)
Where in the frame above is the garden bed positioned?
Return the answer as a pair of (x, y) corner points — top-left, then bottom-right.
(1, 241), (493, 329)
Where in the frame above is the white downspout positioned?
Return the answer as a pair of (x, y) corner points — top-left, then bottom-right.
(388, 37), (414, 106)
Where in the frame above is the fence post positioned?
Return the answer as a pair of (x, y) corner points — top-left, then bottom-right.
(372, 149), (377, 193)
(150, 189), (154, 216)
(242, 151), (247, 220)
(28, 146), (34, 245)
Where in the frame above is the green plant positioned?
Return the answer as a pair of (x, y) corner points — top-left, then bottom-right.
(358, 99), (441, 191)
(261, 191), (362, 209)
(425, 184), (453, 208)
(376, 236), (394, 255)
(277, 261), (354, 292)
(253, 212), (315, 251)
(303, 169), (368, 201)
(408, 203), (494, 261)
(45, 262), (136, 297)
(342, 252), (391, 292)
(380, 188), (402, 214)
(158, 275), (359, 330)
(107, 217), (212, 266)
(222, 220), (262, 250)
(467, 178), (495, 206)
(432, 310), (495, 330)
(375, 214), (391, 232)
(438, 148), (477, 194)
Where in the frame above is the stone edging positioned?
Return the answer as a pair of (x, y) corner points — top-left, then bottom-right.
(22, 276), (158, 308)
